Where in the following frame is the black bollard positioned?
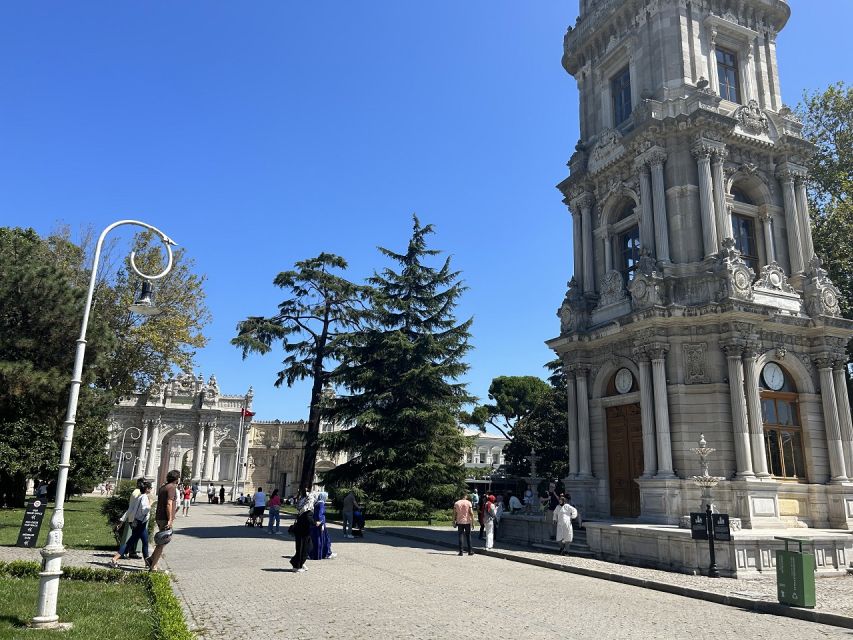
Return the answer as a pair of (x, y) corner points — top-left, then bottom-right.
(706, 503), (720, 578)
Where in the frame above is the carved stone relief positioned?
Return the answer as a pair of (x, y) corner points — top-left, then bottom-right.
(803, 256), (843, 318)
(598, 270), (628, 307)
(683, 343), (710, 384)
(734, 99), (770, 136)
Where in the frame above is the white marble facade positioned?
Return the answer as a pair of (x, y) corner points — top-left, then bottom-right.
(549, 0), (853, 532)
(107, 373), (253, 490)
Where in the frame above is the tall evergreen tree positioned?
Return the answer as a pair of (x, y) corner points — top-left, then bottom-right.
(232, 254), (365, 490)
(321, 216), (473, 508)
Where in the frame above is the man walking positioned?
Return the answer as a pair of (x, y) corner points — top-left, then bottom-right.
(219, 485), (225, 505)
(453, 492), (475, 556)
(341, 490), (360, 539)
(148, 469), (179, 572)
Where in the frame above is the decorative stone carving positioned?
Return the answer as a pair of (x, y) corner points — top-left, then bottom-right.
(775, 345), (787, 360)
(714, 238), (755, 302)
(597, 270), (628, 307)
(734, 99), (770, 135)
(803, 256), (843, 317)
(628, 254), (665, 310)
(754, 262), (794, 293)
(587, 128), (626, 175)
(683, 343), (710, 384)
(558, 278), (588, 334)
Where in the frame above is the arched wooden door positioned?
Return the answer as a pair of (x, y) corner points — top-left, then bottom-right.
(606, 403), (643, 518)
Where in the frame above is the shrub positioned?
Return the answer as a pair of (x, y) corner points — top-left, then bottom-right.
(363, 498), (428, 521)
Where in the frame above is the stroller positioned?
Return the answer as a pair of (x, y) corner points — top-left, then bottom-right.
(351, 509), (365, 537)
(245, 502), (263, 528)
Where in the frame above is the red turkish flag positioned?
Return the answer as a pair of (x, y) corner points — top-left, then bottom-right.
(241, 408), (255, 417)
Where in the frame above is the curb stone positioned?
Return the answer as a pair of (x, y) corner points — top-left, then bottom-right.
(379, 528), (853, 631)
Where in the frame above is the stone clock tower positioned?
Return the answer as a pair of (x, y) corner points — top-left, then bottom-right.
(547, 0), (853, 574)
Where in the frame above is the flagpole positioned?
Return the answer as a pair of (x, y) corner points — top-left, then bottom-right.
(232, 408), (244, 503)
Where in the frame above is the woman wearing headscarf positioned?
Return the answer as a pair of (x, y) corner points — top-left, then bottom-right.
(109, 481), (153, 568)
(309, 491), (336, 560)
(482, 495), (497, 550)
(553, 494), (579, 555)
(290, 492), (315, 573)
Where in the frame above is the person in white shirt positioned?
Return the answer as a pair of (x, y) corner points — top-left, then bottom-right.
(110, 481), (153, 568)
(252, 487), (267, 527)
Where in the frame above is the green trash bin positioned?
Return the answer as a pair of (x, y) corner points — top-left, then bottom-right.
(775, 537), (816, 608)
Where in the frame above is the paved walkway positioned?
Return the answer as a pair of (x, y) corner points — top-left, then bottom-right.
(151, 505), (850, 638)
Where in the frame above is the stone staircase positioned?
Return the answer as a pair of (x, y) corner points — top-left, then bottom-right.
(530, 528), (594, 557)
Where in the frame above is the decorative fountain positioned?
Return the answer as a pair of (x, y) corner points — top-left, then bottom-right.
(691, 434), (724, 513)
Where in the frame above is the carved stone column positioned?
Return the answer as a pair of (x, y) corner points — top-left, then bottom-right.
(192, 422), (205, 480)
(566, 367), (579, 479)
(816, 355), (849, 483)
(575, 364), (593, 479)
(795, 176), (815, 262)
(634, 349), (658, 478)
(648, 149), (671, 263)
(571, 208), (584, 293)
(203, 423), (216, 481)
(143, 420), (160, 479)
(240, 421), (252, 483)
(137, 420), (149, 481)
(649, 344), (675, 478)
(711, 149), (732, 242)
(743, 348), (770, 477)
(693, 143), (719, 258)
(578, 194), (596, 294)
(603, 231), (613, 272)
(777, 166), (804, 274)
(722, 341), (754, 477)
(833, 362), (853, 477)
(637, 162), (656, 257)
(758, 205), (775, 263)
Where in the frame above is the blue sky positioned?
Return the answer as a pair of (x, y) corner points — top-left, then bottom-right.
(2, 1), (851, 421)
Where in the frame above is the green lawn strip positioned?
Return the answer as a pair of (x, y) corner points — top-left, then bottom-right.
(0, 561), (194, 640)
(0, 497), (114, 549)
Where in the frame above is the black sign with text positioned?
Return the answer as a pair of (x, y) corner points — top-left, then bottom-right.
(16, 498), (48, 547)
(713, 514), (732, 542)
(690, 512), (708, 540)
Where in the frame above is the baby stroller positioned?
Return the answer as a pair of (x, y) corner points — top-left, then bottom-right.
(245, 502), (263, 527)
(352, 509), (365, 537)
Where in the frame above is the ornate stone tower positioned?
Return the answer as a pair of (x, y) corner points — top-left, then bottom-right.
(548, 0), (853, 547)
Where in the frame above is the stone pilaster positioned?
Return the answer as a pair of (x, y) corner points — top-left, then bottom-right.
(203, 423), (216, 481)
(777, 165), (804, 275)
(637, 161), (656, 258)
(634, 348), (658, 478)
(816, 354), (849, 483)
(566, 366), (579, 479)
(575, 364), (593, 479)
(758, 205), (775, 263)
(833, 362), (853, 478)
(577, 194), (596, 295)
(743, 347), (770, 477)
(192, 422), (205, 480)
(648, 148), (671, 263)
(143, 419), (160, 479)
(571, 205), (583, 293)
(648, 344), (675, 478)
(711, 148), (732, 242)
(693, 142), (719, 258)
(137, 420), (149, 481)
(722, 341), (754, 478)
(795, 175), (815, 262)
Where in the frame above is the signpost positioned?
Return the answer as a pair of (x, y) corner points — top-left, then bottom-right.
(690, 505), (731, 578)
(17, 498), (48, 548)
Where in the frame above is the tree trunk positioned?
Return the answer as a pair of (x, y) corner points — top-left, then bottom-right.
(0, 471), (27, 508)
(298, 305), (331, 491)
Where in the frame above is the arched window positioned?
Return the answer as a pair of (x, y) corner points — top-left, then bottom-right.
(730, 184), (760, 272)
(614, 204), (640, 282)
(731, 186), (753, 204)
(760, 363), (806, 479)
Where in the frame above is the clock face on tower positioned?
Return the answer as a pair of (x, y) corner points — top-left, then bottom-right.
(762, 363), (785, 391)
(615, 368), (633, 394)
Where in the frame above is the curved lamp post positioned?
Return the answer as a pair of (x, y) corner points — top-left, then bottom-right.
(33, 220), (176, 629)
(115, 426), (142, 483)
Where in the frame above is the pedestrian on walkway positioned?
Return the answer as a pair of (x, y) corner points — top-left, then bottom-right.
(290, 492), (315, 573)
(309, 492), (335, 560)
(483, 494), (497, 550)
(207, 483), (215, 503)
(553, 494), (578, 555)
(110, 481), (153, 568)
(191, 482), (199, 504)
(219, 485), (225, 504)
(267, 489), (282, 534)
(341, 490), (360, 539)
(252, 486), (266, 527)
(148, 470), (180, 572)
(182, 484), (192, 516)
(452, 492), (474, 556)
(477, 489), (486, 540)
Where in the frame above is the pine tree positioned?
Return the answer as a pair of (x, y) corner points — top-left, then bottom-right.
(321, 216), (473, 508)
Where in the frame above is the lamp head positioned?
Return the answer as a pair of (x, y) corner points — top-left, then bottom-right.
(129, 280), (162, 317)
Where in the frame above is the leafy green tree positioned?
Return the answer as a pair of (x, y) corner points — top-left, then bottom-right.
(498, 361), (570, 480)
(463, 375), (550, 441)
(232, 253), (365, 490)
(0, 228), (114, 505)
(321, 216), (473, 508)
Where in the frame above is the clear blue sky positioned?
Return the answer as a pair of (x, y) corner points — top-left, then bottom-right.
(2, 1), (850, 421)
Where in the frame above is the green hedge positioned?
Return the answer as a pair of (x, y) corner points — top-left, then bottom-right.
(363, 498), (428, 520)
(0, 560), (193, 640)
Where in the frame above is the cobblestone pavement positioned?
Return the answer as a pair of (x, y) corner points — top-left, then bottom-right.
(148, 504), (849, 639)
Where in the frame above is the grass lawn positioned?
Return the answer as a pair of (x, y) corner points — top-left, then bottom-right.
(0, 574), (153, 640)
(0, 497), (114, 549)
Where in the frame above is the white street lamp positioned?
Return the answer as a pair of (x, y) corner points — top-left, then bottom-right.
(32, 220), (176, 630)
(115, 426), (142, 483)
